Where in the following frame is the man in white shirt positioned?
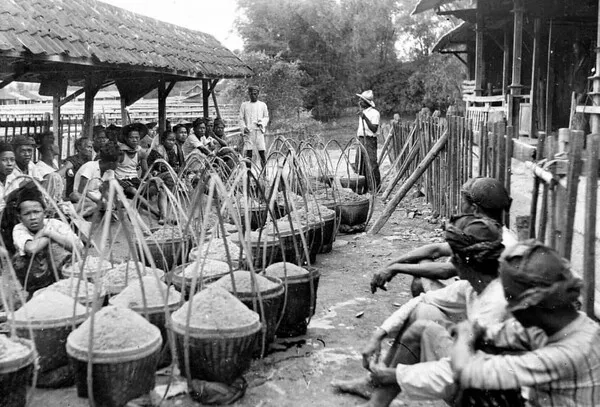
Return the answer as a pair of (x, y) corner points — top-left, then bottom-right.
(239, 85), (269, 168)
(8, 135), (42, 187)
(356, 90), (381, 192)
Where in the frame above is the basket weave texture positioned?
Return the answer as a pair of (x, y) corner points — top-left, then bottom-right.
(339, 199), (370, 226)
(276, 271), (320, 337)
(15, 324), (76, 374)
(143, 236), (192, 271)
(0, 337), (35, 407)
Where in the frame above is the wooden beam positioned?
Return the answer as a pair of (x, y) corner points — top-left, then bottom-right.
(502, 24), (511, 95)
(202, 79), (210, 118)
(529, 17), (541, 138)
(157, 78), (167, 134)
(583, 133), (599, 317)
(211, 79), (221, 119)
(545, 19), (554, 133)
(120, 97), (129, 126)
(83, 74), (102, 138)
(58, 87), (85, 107)
(474, 7), (485, 96)
(560, 130), (584, 260)
(52, 95), (61, 156)
(591, 0), (600, 135)
(508, 0), (524, 128)
(369, 130), (449, 235)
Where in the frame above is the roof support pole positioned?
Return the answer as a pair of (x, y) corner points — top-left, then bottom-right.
(158, 77), (167, 134)
(83, 74), (100, 138)
(508, 0), (524, 128)
(52, 95), (60, 155)
(529, 17), (542, 138)
(545, 19), (554, 133)
(474, 6), (485, 96)
(202, 79), (210, 118)
(502, 24), (511, 95)
(209, 79), (220, 118)
(120, 98), (129, 126)
(590, 0), (600, 135)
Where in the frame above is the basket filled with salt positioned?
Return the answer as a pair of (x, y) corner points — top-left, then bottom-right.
(101, 261), (164, 296)
(35, 277), (107, 307)
(337, 190), (370, 226)
(189, 236), (245, 269)
(212, 271), (284, 350)
(141, 225), (193, 270)
(263, 262), (320, 337)
(170, 286), (261, 384)
(110, 276), (182, 368)
(0, 335), (35, 407)
(170, 259), (233, 299)
(66, 306), (162, 407)
(11, 291), (88, 388)
(62, 256), (113, 281)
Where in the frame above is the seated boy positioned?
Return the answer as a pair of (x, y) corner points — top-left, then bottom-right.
(71, 141), (120, 218)
(12, 186), (83, 295)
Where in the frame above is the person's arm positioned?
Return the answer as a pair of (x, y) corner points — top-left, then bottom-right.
(239, 103), (249, 135)
(23, 233), (51, 255)
(371, 260), (457, 293)
(361, 111), (379, 133)
(56, 160), (74, 177)
(42, 228), (77, 251)
(139, 154), (148, 177)
(77, 176), (101, 203)
(259, 103), (269, 129)
(212, 135), (228, 148)
(386, 242), (452, 267)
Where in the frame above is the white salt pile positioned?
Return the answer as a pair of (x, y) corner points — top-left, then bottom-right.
(264, 262), (309, 279)
(13, 291), (87, 322)
(110, 276), (181, 309)
(213, 270), (280, 294)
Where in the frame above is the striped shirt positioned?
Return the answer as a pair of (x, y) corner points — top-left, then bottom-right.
(460, 312), (600, 407)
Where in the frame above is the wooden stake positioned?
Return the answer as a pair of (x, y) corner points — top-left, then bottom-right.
(529, 132), (546, 238)
(369, 131), (449, 234)
(583, 133), (599, 317)
(560, 130), (585, 259)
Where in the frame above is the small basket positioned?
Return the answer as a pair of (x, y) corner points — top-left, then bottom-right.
(339, 198), (370, 226)
(13, 315), (87, 376)
(275, 269), (320, 337)
(171, 318), (261, 384)
(67, 328), (162, 407)
(141, 235), (193, 271)
(0, 337), (35, 407)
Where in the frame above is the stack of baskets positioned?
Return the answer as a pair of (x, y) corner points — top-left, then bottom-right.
(110, 276), (182, 367)
(11, 291), (88, 388)
(170, 286), (261, 384)
(263, 263), (320, 337)
(67, 306), (162, 407)
(212, 271), (284, 352)
(0, 335), (35, 407)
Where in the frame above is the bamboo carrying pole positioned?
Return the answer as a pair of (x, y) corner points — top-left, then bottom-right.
(369, 130), (449, 234)
(583, 133), (599, 317)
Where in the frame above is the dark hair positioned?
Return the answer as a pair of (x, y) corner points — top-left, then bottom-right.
(17, 185), (45, 211)
(214, 118), (226, 127)
(161, 130), (175, 144)
(98, 141), (121, 162)
(74, 137), (90, 151)
(0, 142), (13, 155)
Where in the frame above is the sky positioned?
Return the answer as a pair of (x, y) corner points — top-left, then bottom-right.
(101, 0), (244, 51)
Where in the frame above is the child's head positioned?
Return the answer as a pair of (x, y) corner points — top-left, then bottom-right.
(98, 141), (121, 171)
(0, 143), (15, 177)
(17, 187), (46, 233)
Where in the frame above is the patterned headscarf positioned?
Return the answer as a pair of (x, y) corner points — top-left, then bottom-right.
(444, 214), (504, 266)
(500, 240), (582, 312)
(461, 177), (512, 211)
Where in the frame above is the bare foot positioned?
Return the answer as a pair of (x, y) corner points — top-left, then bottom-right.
(331, 376), (374, 399)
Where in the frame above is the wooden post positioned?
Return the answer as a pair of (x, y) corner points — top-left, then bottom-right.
(545, 19), (554, 133)
(497, 121), (507, 187)
(529, 17), (541, 138)
(202, 79), (210, 118)
(369, 130), (449, 234)
(120, 97), (129, 126)
(528, 132), (546, 238)
(52, 95), (61, 157)
(583, 133), (599, 317)
(508, 0), (524, 128)
(157, 78), (167, 134)
(502, 24), (511, 95)
(83, 75), (99, 138)
(560, 130), (584, 260)
(210, 79), (221, 119)
(475, 7), (485, 96)
(590, 2), (600, 135)
(505, 125), (514, 227)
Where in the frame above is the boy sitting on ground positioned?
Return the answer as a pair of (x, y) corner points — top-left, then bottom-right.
(12, 186), (83, 295)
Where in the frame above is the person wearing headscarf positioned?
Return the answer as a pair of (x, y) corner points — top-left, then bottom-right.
(452, 240), (600, 406)
(333, 214), (509, 405)
(370, 177), (514, 296)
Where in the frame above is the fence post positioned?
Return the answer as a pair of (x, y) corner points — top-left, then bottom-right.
(583, 133), (599, 317)
(560, 130), (584, 260)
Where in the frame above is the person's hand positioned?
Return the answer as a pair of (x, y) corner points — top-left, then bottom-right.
(370, 268), (394, 293)
(368, 361), (397, 386)
(361, 331), (384, 370)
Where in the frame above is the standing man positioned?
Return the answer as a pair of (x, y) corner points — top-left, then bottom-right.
(356, 90), (381, 192)
(239, 85), (269, 168)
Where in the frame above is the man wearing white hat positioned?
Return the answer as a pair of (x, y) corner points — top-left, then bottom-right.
(356, 90), (381, 191)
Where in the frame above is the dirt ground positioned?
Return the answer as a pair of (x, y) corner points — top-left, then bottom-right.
(34, 191), (447, 407)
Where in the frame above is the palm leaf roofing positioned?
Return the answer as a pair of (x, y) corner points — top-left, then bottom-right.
(0, 0), (252, 85)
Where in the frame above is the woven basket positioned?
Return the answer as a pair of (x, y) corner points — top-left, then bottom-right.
(0, 337), (35, 407)
(13, 314), (87, 376)
(142, 235), (192, 271)
(274, 269), (320, 337)
(67, 328), (162, 407)
(339, 199), (370, 226)
(169, 263), (230, 299)
(339, 175), (366, 193)
(171, 318), (261, 384)
(246, 228), (309, 269)
(318, 213), (338, 253)
(228, 276), (285, 349)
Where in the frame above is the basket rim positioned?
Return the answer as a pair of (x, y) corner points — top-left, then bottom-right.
(66, 325), (162, 363)
(338, 198), (370, 207)
(170, 315), (262, 338)
(262, 268), (320, 284)
(171, 263), (234, 282)
(0, 337), (35, 374)
(108, 294), (182, 311)
(218, 275), (285, 299)
(11, 312), (88, 328)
